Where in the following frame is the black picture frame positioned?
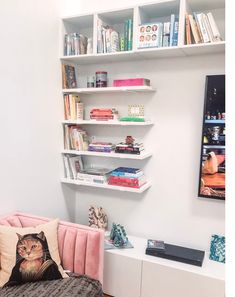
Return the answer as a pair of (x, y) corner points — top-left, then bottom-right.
(198, 75), (225, 200)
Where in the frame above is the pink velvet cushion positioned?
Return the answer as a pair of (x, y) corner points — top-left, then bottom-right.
(0, 213), (104, 283)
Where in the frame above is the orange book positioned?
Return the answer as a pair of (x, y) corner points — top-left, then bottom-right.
(185, 13), (192, 44)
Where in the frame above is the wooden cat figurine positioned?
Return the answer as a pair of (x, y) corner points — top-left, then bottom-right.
(5, 231), (62, 286)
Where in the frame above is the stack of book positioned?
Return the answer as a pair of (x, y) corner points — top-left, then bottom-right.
(185, 12), (222, 45)
(64, 125), (89, 151)
(77, 168), (112, 184)
(97, 18), (133, 53)
(137, 14), (178, 49)
(64, 33), (88, 55)
(115, 142), (144, 155)
(63, 155), (84, 179)
(90, 108), (119, 121)
(108, 167), (146, 188)
(88, 142), (115, 153)
(64, 94), (83, 120)
(62, 64), (77, 89)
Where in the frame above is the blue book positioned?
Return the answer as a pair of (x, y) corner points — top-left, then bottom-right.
(112, 167), (141, 174)
(169, 14), (175, 46)
(172, 21), (179, 46)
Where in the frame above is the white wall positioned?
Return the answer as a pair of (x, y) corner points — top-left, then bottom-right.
(59, 0), (225, 251)
(0, 0), (76, 220)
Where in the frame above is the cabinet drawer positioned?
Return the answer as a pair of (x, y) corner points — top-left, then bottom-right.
(141, 260), (225, 297)
(103, 252), (142, 297)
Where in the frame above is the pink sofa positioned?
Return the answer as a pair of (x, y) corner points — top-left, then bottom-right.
(0, 212), (104, 283)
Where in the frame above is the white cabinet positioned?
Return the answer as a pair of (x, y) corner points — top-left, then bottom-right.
(103, 252), (142, 297)
(141, 260), (225, 297)
(103, 236), (225, 297)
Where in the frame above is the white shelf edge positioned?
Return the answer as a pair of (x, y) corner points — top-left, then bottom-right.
(61, 178), (152, 193)
(62, 86), (156, 94)
(62, 149), (152, 160)
(60, 41), (225, 63)
(62, 120), (154, 126)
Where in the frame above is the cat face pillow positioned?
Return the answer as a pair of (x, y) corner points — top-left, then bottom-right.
(0, 219), (67, 287)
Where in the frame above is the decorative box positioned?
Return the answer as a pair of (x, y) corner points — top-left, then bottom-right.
(113, 78), (150, 87)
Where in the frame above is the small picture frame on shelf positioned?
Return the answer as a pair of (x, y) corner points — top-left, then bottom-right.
(209, 234), (225, 263)
(128, 104), (145, 118)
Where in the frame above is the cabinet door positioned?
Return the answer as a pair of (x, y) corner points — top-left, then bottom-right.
(141, 261), (225, 297)
(103, 252), (142, 297)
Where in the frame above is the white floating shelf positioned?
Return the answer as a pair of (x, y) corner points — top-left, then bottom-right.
(62, 149), (152, 160)
(61, 178), (152, 193)
(62, 119), (154, 126)
(62, 86), (155, 94)
(60, 42), (225, 64)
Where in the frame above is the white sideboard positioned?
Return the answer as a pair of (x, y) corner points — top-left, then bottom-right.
(103, 236), (225, 297)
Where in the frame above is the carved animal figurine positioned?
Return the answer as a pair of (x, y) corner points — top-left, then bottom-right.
(89, 206), (108, 230)
(5, 232), (62, 287)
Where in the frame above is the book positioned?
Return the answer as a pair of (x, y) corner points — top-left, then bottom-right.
(169, 14), (175, 46)
(97, 18), (104, 53)
(172, 21), (179, 46)
(202, 13), (214, 42)
(162, 22), (170, 47)
(127, 19), (133, 51)
(124, 20), (129, 51)
(193, 13), (204, 43)
(62, 65), (77, 89)
(188, 14), (201, 44)
(113, 78), (150, 87)
(195, 13), (210, 43)
(207, 12), (222, 42)
(137, 23), (163, 49)
(185, 13), (192, 44)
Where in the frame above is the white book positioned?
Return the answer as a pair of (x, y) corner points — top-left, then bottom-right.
(163, 22), (170, 47)
(102, 27), (107, 53)
(106, 28), (112, 53)
(202, 14), (214, 42)
(207, 12), (222, 42)
(111, 30), (119, 52)
(63, 155), (73, 179)
(97, 18), (103, 53)
(196, 13), (210, 43)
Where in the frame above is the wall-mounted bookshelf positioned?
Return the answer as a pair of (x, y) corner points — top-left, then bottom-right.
(61, 178), (152, 193)
(62, 120), (154, 126)
(62, 86), (155, 94)
(62, 149), (152, 160)
(60, 0), (225, 193)
(60, 0), (225, 64)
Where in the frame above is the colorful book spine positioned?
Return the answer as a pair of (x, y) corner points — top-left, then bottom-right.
(172, 21), (179, 46)
(185, 13), (192, 44)
(127, 19), (133, 51)
(124, 20), (129, 51)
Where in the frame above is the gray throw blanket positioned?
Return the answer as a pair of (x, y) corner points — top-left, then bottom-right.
(0, 275), (103, 297)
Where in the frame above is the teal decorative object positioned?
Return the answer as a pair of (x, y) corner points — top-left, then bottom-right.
(109, 223), (128, 247)
(209, 234), (225, 263)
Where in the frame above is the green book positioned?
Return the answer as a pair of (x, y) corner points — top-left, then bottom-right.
(127, 19), (133, 51)
(124, 20), (129, 51)
(120, 117), (145, 122)
(120, 36), (125, 51)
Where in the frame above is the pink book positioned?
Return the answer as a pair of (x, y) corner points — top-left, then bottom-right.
(113, 78), (150, 87)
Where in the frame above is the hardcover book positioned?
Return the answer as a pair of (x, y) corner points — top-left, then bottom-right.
(137, 23), (163, 49)
(62, 64), (77, 89)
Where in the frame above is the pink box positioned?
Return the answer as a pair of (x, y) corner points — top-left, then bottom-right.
(113, 78), (150, 87)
